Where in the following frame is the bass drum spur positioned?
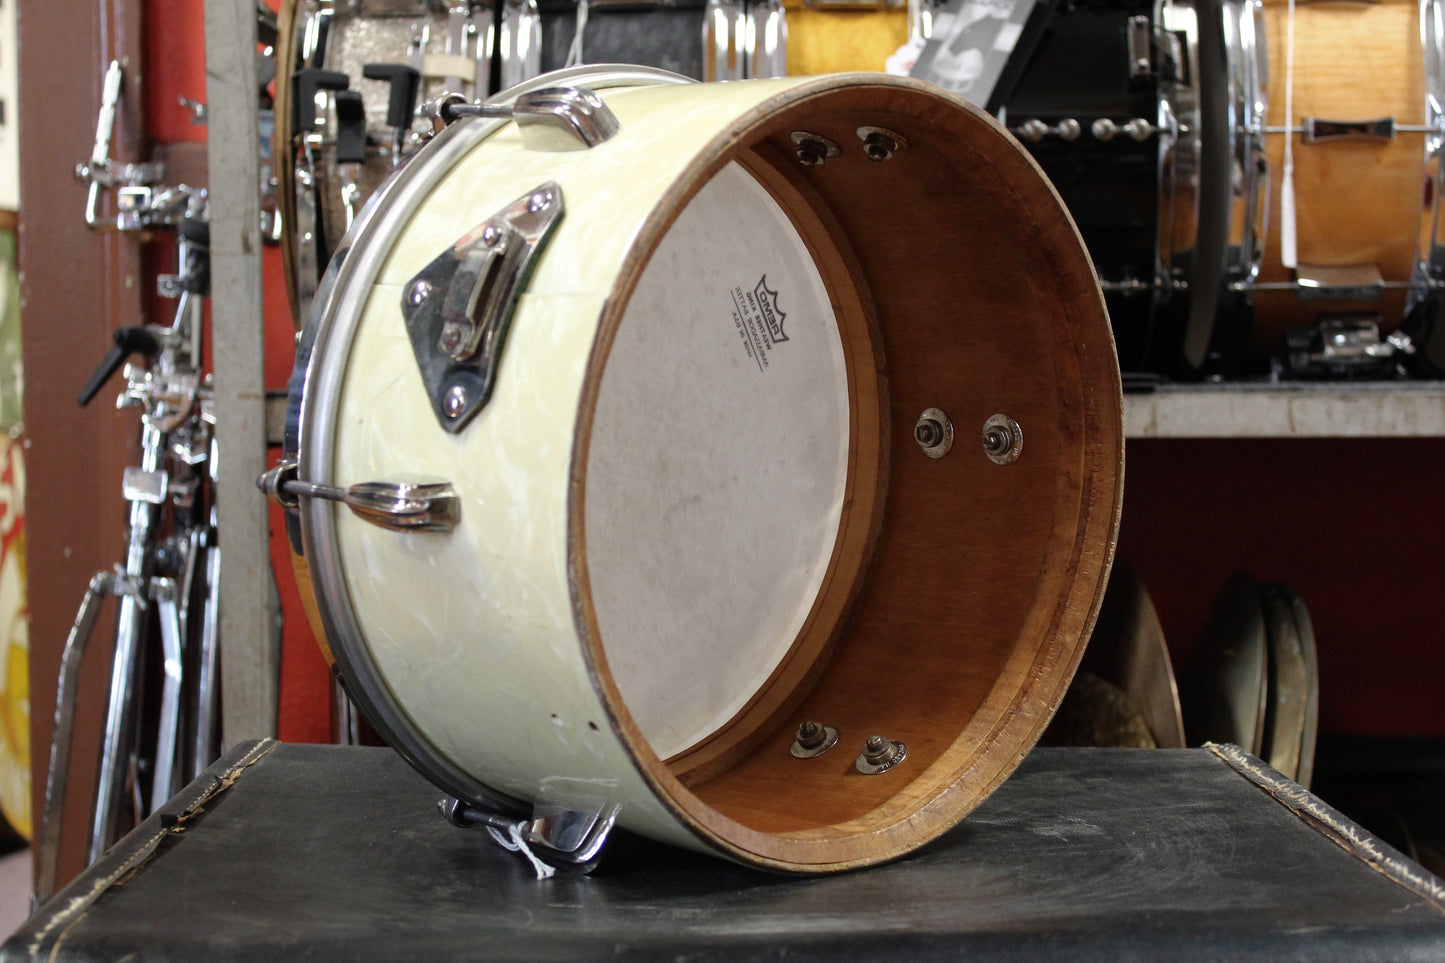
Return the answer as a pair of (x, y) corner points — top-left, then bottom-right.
(272, 66), (1124, 874)
(1003, 0), (1268, 377)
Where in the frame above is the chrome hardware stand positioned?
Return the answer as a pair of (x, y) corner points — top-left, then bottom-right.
(36, 62), (223, 908)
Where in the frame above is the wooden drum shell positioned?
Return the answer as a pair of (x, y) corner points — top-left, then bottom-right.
(294, 72), (1123, 873)
(1254, 0), (1430, 356)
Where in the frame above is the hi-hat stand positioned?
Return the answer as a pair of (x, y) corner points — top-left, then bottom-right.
(35, 61), (221, 906)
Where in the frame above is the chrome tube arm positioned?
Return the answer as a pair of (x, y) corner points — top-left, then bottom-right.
(149, 579), (185, 810)
(35, 572), (116, 907)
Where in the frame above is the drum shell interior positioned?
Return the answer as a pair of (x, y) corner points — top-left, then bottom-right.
(304, 74), (1123, 873)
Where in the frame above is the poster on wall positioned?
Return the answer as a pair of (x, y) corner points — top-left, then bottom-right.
(909, 0), (1051, 113)
(0, 434), (24, 842)
(0, 0), (24, 843)
(0, 0), (15, 211)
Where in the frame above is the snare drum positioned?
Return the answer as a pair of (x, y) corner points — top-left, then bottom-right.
(276, 0), (503, 326)
(273, 67), (1122, 873)
(1250, 0), (1444, 373)
(1004, 0), (1268, 376)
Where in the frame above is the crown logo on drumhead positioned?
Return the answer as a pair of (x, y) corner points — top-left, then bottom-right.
(755, 276), (788, 344)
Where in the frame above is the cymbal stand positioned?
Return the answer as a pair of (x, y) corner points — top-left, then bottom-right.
(35, 61), (219, 906)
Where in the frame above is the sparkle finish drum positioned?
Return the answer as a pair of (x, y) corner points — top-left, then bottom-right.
(281, 67), (1123, 873)
(276, 0), (503, 325)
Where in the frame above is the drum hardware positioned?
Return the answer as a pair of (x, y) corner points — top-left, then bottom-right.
(1011, 117), (1081, 143)
(1282, 315), (1412, 376)
(401, 181), (565, 430)
(358, 61), (425, 165)
(1090, 117), (1157, 142)
(1127, 14), (1152, 77)
(706, 0), (787, 80)
(334, 90), (369, 229)
(39, 60), (225, 905)
(429, 87), (622, 149)
(1098, 277), (1155, 296)
(791, 130), (840, 165)
(75, 63), (167, 231)
(914, 407), (954, 458)
(441, 0), (491, 91)
(1295, 263), (1387, 301)
(855, 735), (907, 774)
(790, 720), (840, 758)
(1127, 13), (1185, 82)
(291, 66), (352, 317)
(499, 0), (543, 90)
(440, 795), (619, 873)
(858, 125), (908, 159)
(1263, 117), (1438, 141)
(258, 459), (463, 533)
(981, 413), (1022, 465)
(1236, 265), (1422, 298)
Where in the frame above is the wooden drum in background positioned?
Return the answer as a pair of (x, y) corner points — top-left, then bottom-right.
(1254, 0), (1438, 365)
(281, 67), (1123, 873)
(780, 0), (910, 74)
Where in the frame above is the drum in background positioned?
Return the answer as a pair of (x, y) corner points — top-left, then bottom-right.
(274, 67), (1123, 872)
(1251, 0), (1444, 375)
(276, 0), (503, 326)
(781, 0), (909, 74)
(531, 0), (785, 82)
(1003, 0), (1268, 377)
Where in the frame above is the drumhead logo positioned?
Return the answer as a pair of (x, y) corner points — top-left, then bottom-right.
(730, 275), (789, 372)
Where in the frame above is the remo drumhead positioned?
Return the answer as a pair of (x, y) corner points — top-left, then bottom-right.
(274, 66), (1124, 874)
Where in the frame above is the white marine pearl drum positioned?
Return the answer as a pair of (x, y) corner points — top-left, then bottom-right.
(286, 66), (1124, 873)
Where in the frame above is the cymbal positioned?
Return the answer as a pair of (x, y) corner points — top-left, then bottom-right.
(1261, 585), (1308, 783)
(1180, 571), (1268, 755)
(1082, 562), (1186, 749)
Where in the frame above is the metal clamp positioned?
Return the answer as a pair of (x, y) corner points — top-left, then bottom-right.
(258, 460), (461, 534)
(442, 795), (619, 872)
(401, 182), (565, 432)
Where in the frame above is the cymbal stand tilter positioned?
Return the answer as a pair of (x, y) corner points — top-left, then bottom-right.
(35, 61), (220, 907)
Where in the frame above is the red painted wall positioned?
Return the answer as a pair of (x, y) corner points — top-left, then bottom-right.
(1117, 437), (1445, 738)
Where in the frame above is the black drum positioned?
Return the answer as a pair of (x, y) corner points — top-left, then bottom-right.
(1002, 0), (1267, 377)
(531, 0), (786, 81)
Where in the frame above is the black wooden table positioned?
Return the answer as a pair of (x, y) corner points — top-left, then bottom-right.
(7, 741), (1444, 961)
